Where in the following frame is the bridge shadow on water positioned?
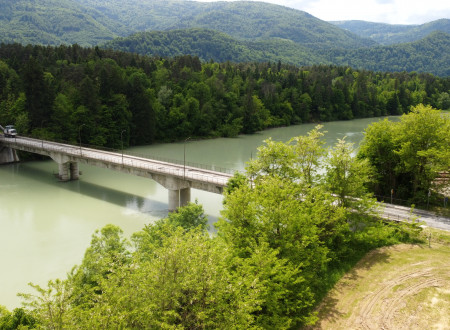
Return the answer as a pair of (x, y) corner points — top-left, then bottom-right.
(2, 162), (221, 227)
(8, 162), (170, 218)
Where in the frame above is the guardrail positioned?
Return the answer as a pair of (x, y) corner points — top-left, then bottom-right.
(1, 136), (233, 187)
(1, 135), (239, 175)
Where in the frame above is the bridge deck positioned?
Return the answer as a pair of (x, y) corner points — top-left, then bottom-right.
(0, 136), (233, 191)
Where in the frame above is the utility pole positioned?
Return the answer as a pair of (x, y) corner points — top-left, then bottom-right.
(79, 124), (85, 157)
(121, 129), (126, 165)
(184, 137), (190, 180)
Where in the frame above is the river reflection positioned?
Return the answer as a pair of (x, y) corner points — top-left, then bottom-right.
(0, 117), (388, 309)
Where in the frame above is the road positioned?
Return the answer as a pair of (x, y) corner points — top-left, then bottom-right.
(381, 203), (450, 231)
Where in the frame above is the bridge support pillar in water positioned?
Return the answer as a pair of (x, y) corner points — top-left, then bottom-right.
(70, 162), (79, 180)
(50, 154), (80, 181)
(168, 187), (191, 212)
(57, 162), (79, 181)
(152, 175), (192, 212)
(0, 146), (19, 164)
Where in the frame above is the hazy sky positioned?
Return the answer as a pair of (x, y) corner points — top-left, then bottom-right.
(194, 0), (449, 25)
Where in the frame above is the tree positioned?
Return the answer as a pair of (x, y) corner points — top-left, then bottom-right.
(358, 118), (399, 197)
(127, 71), (155, 144)
(218, 127), (368, 327)
(166, 200), (208, 231)
(290, 125), (326, 187)
(0, 307), (37, 329)
(324, 138), (376, 214)
(247, 125), (326, 185)
(19, 280), (70, 329)
(69, 225), (130, 307)
(394, 104), (450, 202)
(359, 104), (450, 204)
(52, 93), (74, 141)
(22, 57), (53, 128)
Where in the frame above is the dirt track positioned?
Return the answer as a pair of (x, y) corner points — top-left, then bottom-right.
(312, 244), (450, 329)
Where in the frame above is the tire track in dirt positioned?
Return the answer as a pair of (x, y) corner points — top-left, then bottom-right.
(381, 277), (443, 329)
(355, 268), (434, 329)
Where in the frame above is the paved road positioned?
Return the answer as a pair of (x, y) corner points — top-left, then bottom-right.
(381, 203), (450, 231)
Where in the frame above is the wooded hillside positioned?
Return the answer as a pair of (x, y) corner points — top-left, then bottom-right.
(331, 18), (450, 45)
(1, 44), (449, 150)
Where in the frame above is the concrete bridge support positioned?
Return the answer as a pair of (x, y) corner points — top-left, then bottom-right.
(70, 162), (79, 180)
(58, 162), (70, 181)
(168, 187), (191, 212)
(152, 175), (192, 212)
(0, 146), (19, 164)
(57, 162), (79, 181)
(1, 137), (229, 213)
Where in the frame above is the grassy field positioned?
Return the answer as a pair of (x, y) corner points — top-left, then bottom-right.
(311, 228), (450, 329)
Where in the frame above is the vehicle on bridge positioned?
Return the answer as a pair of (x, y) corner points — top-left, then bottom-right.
(0, 125), (17, 138)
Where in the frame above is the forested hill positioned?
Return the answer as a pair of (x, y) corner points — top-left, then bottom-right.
(1, 44), (449, 150)
(0, 0), (374, 49)
(103, 29), (450, 76)
(102, 29), (327, 66)
(75, 0), (376, 49)
(326, 32), (450, 76)
(0, 0), (131, 46)
(1, 0), (448, 75)
(331, 19), (450, 45)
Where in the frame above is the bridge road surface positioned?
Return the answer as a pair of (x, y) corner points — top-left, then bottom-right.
(0, 136), (232, 190)
(1, 136), (449, 231)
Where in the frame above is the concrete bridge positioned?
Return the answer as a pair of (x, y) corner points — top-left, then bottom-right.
(0, 136), (233, 211)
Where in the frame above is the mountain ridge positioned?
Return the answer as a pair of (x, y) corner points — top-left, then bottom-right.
(331, 18), (450, 45)
(1, 0), (376, 48)
(0, 0), (448, 75)
(103, 28), (450, 76)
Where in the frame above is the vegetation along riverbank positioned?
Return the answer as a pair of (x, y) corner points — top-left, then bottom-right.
(1, 106), (449, 328)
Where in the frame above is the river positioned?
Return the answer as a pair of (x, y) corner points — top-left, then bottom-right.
(0, 117), (387, 309)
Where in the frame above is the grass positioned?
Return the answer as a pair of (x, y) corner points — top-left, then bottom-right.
(309, 228), (450, 329)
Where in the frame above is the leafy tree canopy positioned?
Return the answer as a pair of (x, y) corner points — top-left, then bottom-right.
(358, 104), (450, 205)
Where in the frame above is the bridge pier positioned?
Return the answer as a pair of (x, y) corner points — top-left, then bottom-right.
(168, 187), (191, 212)
(70, 162), (79, 180)
(1, 137), (230, 213)
(57, 161), (79, 181)
(50, 154), (80, 181)
(0, 146), (19, 164)
(58, 162), (70, 181)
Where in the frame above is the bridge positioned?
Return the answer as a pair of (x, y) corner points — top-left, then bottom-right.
(0, 136), (233, 211)
(2, 135), (449, 229)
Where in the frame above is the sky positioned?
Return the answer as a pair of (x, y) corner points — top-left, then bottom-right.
(193, 0), (450, 25)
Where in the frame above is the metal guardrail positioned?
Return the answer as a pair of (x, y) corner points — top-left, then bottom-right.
(8, 135), (239, 175)
(1, 136), (233, 187)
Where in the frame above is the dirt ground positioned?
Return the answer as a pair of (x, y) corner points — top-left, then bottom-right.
(311, 238), (450, 329)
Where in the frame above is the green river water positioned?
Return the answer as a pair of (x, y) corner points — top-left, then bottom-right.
(0, 117), (388, 309)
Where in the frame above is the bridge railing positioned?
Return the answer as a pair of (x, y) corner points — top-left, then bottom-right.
(124, 149), (238, 175)
(2, 136), (232, 186)
(4, 135), (241, 176)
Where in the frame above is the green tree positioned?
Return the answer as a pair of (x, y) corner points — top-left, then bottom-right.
(19, 280), (70, 330)
(166, 200), (208, 231)
(358, 118), (399, 197)
(325, 138), (376, 214)
(0, 307), (37, 330)
(69, 225), (130, 307)
(218, 126), (368, 327)
(359, 104), (450, 204)
(51, 93), (74, 141)
(394, 104), (450, 202)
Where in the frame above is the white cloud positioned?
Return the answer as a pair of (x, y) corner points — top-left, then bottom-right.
(193, 0), (450, 24)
